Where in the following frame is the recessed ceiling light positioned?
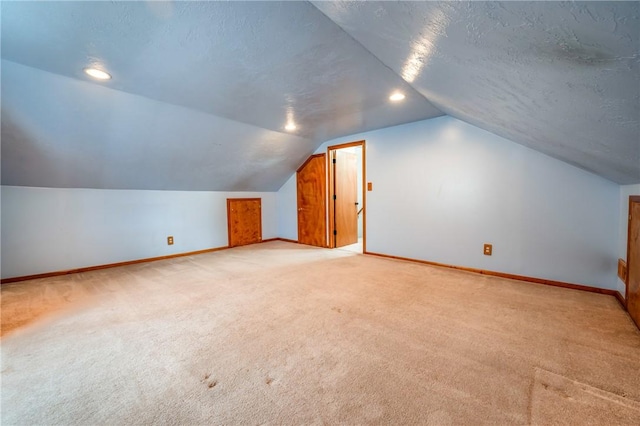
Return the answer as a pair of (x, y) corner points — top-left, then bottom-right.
(389, 92), (406, 102)
(84, 68), (111, 80)
(285, 122), (297, 131)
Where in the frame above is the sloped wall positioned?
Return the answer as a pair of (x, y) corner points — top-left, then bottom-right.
(276, 174), (298, 241)
(1, 186), (277, 279)
(1, 60), (313, 192)
(279, 116), (619, 289)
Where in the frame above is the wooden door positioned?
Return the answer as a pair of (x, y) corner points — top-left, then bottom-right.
(227, 198), (262, 247)
(334, 150), (358, 247)
(297, 154), (326, 247)
(627, 196), (640, 329)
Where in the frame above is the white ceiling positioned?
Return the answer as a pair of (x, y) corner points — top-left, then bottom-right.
(313, 1), (640, 184)
(1, 1), (638, 190)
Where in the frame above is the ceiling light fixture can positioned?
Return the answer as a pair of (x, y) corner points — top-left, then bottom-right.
(285, 123), (297, 131)
(84, 68), (111, 80)
(389, 92), (406, 102)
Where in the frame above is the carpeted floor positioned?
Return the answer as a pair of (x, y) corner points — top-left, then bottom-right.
(2, 241), (639, 425)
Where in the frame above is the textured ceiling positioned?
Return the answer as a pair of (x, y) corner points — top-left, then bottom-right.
(313, 1), (640, 184)
(1, 2), (440, 137)
(0, 1), (441, 190)
(1, 1), (638, 190)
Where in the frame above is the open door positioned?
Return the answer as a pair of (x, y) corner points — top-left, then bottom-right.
(297, 154), (326, 247)
(627, 196), (640, 329)
(328, 141), (365, 250)
(333, 150), (358, 247)
(227, 198), (262, 247)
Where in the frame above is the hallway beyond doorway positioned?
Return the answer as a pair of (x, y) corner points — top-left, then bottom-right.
(338, 237), (363, 254)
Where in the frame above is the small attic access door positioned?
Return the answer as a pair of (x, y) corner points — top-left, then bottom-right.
(227, 198), (262, 247)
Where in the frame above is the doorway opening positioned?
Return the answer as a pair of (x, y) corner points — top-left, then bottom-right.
(328, 141), (366, 253)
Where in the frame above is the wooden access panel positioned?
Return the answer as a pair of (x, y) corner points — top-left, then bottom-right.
(627, 196), (640, 329)
(334, 150), (358, 248)
(227, 198), (262, 248)
(297, 154), (326, 247)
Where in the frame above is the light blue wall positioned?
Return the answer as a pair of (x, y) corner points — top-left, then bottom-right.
(3, 114), (625, 288)
(279, 115), (620, 289)
(276, 174), (298, 241)
(1, 186), (277, 279)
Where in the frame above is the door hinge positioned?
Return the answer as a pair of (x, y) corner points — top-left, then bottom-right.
(332, 158), (336, 164)
(333, 230), (337, 236)
(333, 194), (336, 200)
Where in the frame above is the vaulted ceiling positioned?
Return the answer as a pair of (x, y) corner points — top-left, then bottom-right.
(313, 1), (640, 185)
(1, 1), (638, 191)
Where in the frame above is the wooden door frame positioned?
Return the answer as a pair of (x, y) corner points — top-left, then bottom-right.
(625, 195), (640, 308)
(327, 140), (366, 251)
(297, 153), (328, 248)
(227, 198), (262, 247)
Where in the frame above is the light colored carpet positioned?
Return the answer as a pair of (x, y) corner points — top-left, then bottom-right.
(1, 241), (639, 425)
